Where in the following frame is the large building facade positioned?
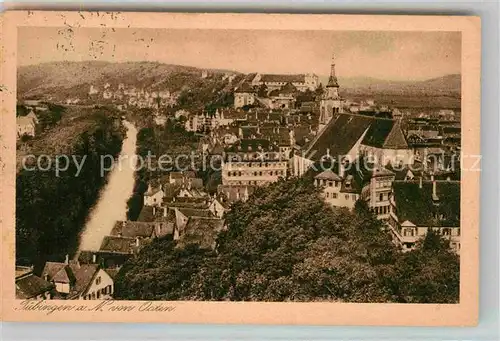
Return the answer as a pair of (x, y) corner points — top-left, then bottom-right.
(221, 139), (288, 186)
(251, 73), (319, 92)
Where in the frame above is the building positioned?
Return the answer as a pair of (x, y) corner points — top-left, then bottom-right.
(16, 116), (36, 138)
(234, 83), (256, 108)
(314, 170), (359, 210)
(319, 54), (344, 131)
(176, 217), (226, 250)
(357, 164), (396, 220)
(389, 178), (460, 253)
(41, 257), (114, 300)
(217, 184), (256, 203)
(292, 113), (413, 177)
(143, 184), (164, 207)
(15, 266), (55, 300)
(221, 139), (288, 186)
(251, 73), (318, 92)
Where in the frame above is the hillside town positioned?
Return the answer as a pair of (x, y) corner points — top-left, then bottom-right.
(16, 54), (461, 302)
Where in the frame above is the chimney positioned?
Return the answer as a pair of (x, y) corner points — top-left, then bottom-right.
(423, 148), (428, 171)
(135, 237), (140, 247)
(419, 176), (423, 189)
(432, 177), (439, 202)
(92, 254), (97, 264)
(153, 206), (156, 216)
(44, 273), (49, 281)
(65, 254), (69, 265)
(163, 207), (167, 217)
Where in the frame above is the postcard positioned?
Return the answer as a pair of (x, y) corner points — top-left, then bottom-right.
(0, 11), (480, 325)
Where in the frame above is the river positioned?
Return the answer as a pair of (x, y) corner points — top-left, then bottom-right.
(78, 120), (138, 251)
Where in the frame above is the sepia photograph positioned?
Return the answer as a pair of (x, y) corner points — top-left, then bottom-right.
(1, 12), (480, 325)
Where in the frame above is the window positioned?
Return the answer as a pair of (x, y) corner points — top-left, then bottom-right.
(335, 181), (339, 187)
(379, 193), (384, 202)
(351, 194), (356, 201)
(96, 276), (101, 285)
(326, 193), (329, 198)
(345, 194), (349, 200)
(332, 193), (338, 199)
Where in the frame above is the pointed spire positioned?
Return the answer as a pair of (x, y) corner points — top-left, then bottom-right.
(327, 53), (339, 88)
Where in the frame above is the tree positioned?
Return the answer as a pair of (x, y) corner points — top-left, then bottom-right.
(113, 177), (458, 303)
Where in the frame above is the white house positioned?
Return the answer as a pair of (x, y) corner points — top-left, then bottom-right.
(17, 116), (36, 138)
(143, 184), (164, 207)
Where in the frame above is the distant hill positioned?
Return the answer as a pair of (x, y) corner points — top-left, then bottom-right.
(17, 61), (241, 100)
(18, 61), (460, 109)
(319, 74), (461, 95)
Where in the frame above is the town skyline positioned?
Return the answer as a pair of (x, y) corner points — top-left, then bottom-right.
(18, 28), (461, 81)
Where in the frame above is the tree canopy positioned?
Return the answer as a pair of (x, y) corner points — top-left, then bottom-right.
(115, 177), (459, 303)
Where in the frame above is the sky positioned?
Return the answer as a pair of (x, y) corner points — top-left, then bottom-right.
(18, 27), (461, 81)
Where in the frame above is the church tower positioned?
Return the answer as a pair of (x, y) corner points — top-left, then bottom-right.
(319, 54), (343, 131)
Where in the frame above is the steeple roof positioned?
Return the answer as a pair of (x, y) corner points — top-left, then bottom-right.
(326, 53), (339, 88)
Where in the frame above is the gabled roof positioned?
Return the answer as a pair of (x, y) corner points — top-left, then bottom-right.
(99, 236), (137, 254)
(371, 165), (395, 177)
(401, 220), (417, 227)
(235, 82), (255, 93)
(315, 169), (342, 181)
(16, 273), (54, 299)
(279, 82), (298, 95)
(69, 263), (100, 297)
(177, 207), (213, 218)
(16, 116), (36, 126)
(392, 181), (460, 227)
(111, 221), (156, 238)
(177, 217), (225, 250)
(41, 262), (67, 282)
(260, 74), (305, 83)
(305, 114), (373, 161)
(361, 118), (408, 149)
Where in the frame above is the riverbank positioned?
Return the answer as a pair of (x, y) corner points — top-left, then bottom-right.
(15, 108), (125, 270)
(78, 120), (138, 251)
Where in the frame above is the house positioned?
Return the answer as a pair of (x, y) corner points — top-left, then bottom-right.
(208, 197), (226, 218)
(234, 82), (256, 108)
(217, 184), (256, 203)
(357, 164), (396, 220)
(314, 170), (359, 210)
(16, 266), (55, 300)
(17, 116), (36, 138)
(26, 111), (39, 124)
(143, 184), (164, 207)
(41, 257), (114, 300)
(172, 207), (214, 239)
(389, 178), (460, 253)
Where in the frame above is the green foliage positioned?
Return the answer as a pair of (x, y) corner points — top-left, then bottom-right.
(16, 112), (124, 269)
(16, 104), (29, 117)
(116, 177), (459, 303)
(384, 230), (459, 303)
